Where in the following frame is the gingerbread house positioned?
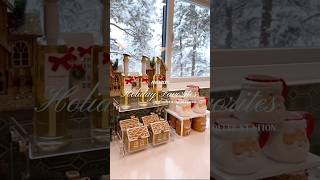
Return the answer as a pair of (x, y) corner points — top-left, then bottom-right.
(0, 0), (41, 111)
(109, 56), (168, 97)
(146, 57), (167, 88)
(31, 0), (109, 149)
(119, 116), (141, 140)
(150, 121), (170, 145)
(109, 64), (122, 96)
(141, 113), (161, 127)
(126, 126), (150, 152)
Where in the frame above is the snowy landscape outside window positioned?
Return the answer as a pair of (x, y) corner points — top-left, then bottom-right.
(172, 0), (210, 77)
(110, 0), (165, 74)
(212, 0), (320, 49)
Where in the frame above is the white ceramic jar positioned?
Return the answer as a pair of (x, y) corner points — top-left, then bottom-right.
(192, 96), (208, 114)
(184, 85), (200, 101)
(262, 111), (315, 163)
(212, 117), (263, 175)
(234, 75), (288, 124)
(175, 98), (192, 117)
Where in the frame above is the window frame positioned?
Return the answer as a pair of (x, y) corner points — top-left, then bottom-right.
(212, 48), (320, 92)
(165, 0), (210, 88)
(12, 40), (30, 68)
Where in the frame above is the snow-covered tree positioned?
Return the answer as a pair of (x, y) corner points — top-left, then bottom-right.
(212, 0), (320, 48)
(172, 1), (210, 77)
(110, 0), (162, 72)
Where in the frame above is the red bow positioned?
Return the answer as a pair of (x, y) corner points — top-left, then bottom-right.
(125, 76), (134, 84)
(78, 46), (92, 57)
(141, 77), (149, 83)
(158, 76), (165, 81)
(48, 47), (76, 71)
(103, 52), (109, 64)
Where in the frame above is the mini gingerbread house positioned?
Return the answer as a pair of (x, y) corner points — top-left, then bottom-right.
(150, 121), (170, 145)
(141, 113), (161, 127)
(109, 63), (122, 96)
(146, 57), (167, 88)
(126, 126), (150, 152)
(119, 116), (141, 140)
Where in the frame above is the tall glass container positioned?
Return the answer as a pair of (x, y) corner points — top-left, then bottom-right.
(120, 54), (131, 109)
(34, 98), (69, 151)
(152, 57), (163, 104)
(139, 56), (149, 106)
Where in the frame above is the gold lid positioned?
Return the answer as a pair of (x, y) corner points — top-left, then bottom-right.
(123, 54), (130, 62)
(156, 56), (162, 63)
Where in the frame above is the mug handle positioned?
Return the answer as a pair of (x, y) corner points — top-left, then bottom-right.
(300, 112), (316, 141)
(280, 78), (288, 101)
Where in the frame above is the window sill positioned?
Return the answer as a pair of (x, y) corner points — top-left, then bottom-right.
(167, 80), (210, 91)
(212, 62), (320, 92)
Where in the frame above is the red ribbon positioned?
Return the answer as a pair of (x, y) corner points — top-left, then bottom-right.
(48, 47), (76, 71)
(158, 76), (165, 81)
(299, 111), (316, 141)
(141, 77), (149, 83)
(78, 46), (92, 57)
(103, 52), (109, 64)
(191, 101), (195, 108)
(255, 123), (270, 148)
(125, 76), (134, 84)
(245, 76), (288, 101)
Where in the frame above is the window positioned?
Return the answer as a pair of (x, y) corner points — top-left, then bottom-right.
(211, 0), (320, 91)
(12, 41), (30, 67)
(110, 0), (210, 85)
(171, 0), (210, 78)
(58, 0), (102, 40)
(212, 0), (320, 49)
(110, 0), (165, 73)
(165, 0), (210, 85)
